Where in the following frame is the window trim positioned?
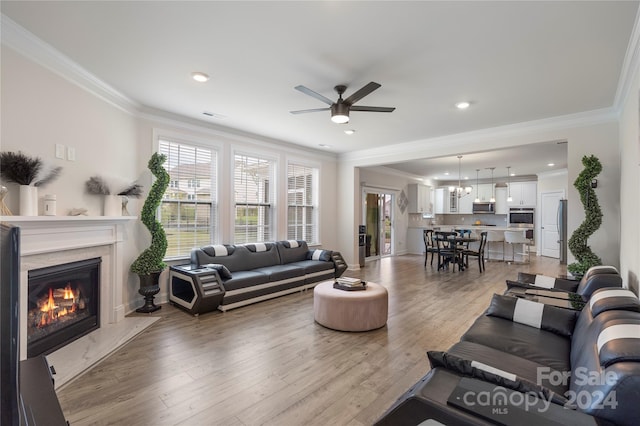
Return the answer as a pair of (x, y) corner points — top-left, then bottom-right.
(286, 160), (319, 245)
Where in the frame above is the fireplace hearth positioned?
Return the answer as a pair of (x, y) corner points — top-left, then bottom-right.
(27, 258), (101, 357)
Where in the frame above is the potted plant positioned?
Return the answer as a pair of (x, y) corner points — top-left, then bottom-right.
(130, 152), (170, 313)
(567, 154), (603, 276)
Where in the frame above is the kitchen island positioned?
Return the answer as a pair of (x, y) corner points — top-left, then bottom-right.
(406, 226), (534, 263)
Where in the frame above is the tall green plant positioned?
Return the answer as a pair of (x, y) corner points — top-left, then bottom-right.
(568, 155), (603, 275)
(131, 153), (170, 275)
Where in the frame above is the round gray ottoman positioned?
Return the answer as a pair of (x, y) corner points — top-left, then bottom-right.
(313, 281), (388, 331)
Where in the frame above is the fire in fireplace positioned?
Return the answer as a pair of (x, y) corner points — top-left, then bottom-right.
(27, 258), (101, 357)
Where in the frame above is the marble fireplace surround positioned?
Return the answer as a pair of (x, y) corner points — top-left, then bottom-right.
(2, 216), (159, 389)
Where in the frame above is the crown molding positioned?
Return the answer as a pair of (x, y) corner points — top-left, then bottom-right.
(1, 14), (140, 115)
(339, 107), (618, 166)
(614, 5), (640, 111)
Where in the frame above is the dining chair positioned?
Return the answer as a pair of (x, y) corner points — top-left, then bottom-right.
(435, 231), (459, 271)
(423, 229), (438, 267)
(463, 231), (488, 272)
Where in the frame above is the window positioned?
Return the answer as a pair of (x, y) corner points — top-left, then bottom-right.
(159, 139), (217, 257)
(287, 163), (317, 244)
(234, 153), (275, 243)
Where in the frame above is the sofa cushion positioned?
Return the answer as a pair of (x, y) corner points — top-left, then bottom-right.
(255, 264), (305, 281)
(220, 270), (269, 291)
(306, 249), (332, 262)
(447, 341), (569, 395)
(461, 315), (571, 372)
(202, 263), (232, 279)
(427, 350), (569, 405)
(276, 240), (309, 263)
(288, 259), (335, 274)
(486, 293), (579, 337)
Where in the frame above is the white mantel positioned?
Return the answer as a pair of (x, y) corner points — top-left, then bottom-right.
(1, 215), (136, 360)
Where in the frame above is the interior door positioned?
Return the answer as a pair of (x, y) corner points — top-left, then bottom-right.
(540, 190), (564, 258)
(363, 189), (394, 259)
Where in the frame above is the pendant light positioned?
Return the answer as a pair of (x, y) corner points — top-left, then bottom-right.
(450, 155), (472, 198)
(474, 169), (480, 203)
(507, 166), (513, 202)
(489, 167), (496, 203)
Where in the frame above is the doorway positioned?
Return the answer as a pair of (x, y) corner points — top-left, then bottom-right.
(363, 189), (394, 260)
(540, 190), (565, 258)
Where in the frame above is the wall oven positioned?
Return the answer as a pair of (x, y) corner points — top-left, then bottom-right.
(509, 208), (534, 228)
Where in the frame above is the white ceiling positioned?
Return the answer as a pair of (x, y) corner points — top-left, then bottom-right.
(2, 1), (637, 180)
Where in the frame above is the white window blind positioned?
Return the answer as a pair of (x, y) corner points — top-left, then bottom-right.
(287, 163), (317, 244)
(159, 139), (217, 257)
(234, 153), (275, 243)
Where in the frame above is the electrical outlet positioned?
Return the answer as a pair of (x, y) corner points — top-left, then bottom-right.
(55, 144), (65, 159)
(67, 147), (76, 161)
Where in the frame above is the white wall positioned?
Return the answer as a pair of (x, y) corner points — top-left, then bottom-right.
(1, 47), (339, 312)
(358, 167), (414, 256)
(337, 120), (621, 268)
(618, 62), (640, 295)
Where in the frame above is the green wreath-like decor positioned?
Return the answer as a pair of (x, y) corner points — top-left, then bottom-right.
(130, 153), (170, 275)
(567, 154), (603, 275)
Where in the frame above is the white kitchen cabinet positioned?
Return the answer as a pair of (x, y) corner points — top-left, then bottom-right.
(476, 183), (494, 202)
(507, 181), (537, 207)
(458, 192), (474, 214)
(495, 187), (508, 214)
(434, 187), (449, 214)
(408, 184), (432, 214)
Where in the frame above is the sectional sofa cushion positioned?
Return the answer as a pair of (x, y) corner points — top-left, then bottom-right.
(446, 341), (569, 395)
(461, 315), (571, 372)
(220, 270), (270, 292)
(427, 350), (569, 405)
(486, 293), (579, 337)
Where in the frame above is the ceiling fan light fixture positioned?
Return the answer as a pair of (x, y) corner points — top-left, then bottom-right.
(331, 103), (350, 124)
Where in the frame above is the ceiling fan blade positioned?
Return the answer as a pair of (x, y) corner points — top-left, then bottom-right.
(290, 107), (330, 114)
(350, 106), (396, 112)
(294, 85), (335, 106)
(344, 82), (381, 105)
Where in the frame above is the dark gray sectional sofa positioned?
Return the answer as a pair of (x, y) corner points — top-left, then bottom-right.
(190, 240), (347, 311)
(376, 268), (640, 426)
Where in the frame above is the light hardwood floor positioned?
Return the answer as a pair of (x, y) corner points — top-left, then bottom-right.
(57, 254), (565, 426)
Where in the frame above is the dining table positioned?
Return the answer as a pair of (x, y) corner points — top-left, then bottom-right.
(433, 232), (479, 271)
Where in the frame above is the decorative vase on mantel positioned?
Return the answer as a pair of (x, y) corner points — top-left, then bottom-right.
(19, 185), (38, 216)
(135, 271), (162, 313)
(103, 194), (122, 216)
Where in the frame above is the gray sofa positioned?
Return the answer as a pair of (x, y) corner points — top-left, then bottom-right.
(376, 268), (640, 426)
(190, 240), (347, 311)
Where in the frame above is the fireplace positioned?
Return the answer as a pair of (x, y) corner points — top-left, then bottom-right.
(27, 258), (101, 357)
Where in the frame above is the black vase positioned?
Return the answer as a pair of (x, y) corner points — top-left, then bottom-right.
(136, 271), (162, 313)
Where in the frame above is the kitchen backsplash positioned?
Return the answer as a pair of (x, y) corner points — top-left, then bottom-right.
(408, 213), (508, 227)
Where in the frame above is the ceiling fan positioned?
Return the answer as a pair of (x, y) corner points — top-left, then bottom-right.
(290, 81), (395, 124)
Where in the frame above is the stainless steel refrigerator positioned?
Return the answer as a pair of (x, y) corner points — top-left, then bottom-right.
(557, 199), (568, 264)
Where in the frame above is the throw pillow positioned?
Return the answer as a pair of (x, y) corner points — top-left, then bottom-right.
(306, 249), (332, 262)
(203, 263), (233, 280)
(427, 351), (570, 406)
(486, 293), (579, 337)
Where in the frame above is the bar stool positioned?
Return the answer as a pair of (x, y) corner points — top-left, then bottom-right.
(485, 230), (504, 262)
(504, 230), (531, 264)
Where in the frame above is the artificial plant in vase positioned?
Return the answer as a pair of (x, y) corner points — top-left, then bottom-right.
(130, 152), (170, 313)
(567, 154), (603, 276)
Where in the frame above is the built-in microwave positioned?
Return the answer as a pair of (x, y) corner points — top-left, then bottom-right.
(472, 202), (495, 214)
(509, 208), (535, 227)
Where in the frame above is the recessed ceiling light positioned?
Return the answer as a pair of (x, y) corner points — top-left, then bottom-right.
(344, 129), (356, 135)
(192, 72), (210, 82)
(548, 163), (555, 167)
(510, 173), (516, 176)
(318, 144), (332, 148)
(434, 177), (439, 180)
(464, 176), (469, 180)
(444, 172), (450, 176)
(455, 101), (470, 109)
